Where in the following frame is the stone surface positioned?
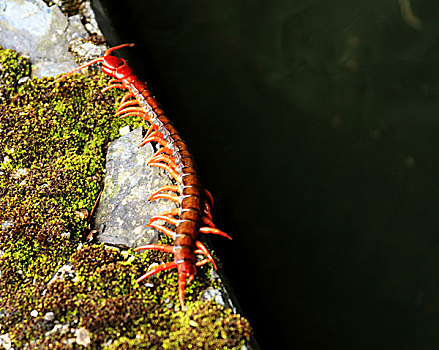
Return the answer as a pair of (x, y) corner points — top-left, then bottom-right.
(93, 127), (177, 248)
(0, 0), (104, 78)
(78, 0), (102, 36)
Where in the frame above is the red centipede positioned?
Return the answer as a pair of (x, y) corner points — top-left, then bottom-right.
(56, 43), (231, 309)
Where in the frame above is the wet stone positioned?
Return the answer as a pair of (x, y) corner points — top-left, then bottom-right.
(93, 127), (177, 249)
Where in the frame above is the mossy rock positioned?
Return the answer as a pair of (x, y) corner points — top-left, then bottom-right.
(0, 46), (251, 349)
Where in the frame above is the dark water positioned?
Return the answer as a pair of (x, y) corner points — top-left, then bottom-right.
(94, 1), (439, 348)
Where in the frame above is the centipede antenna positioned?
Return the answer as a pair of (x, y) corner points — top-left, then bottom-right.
(105, 43), (135, 56)
(53, 56), (104, 83)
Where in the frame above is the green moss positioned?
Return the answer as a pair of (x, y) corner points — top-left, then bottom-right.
(0, 46), (252, 349)
(0, 46), (31, 102)
(163, 301), (252, 350)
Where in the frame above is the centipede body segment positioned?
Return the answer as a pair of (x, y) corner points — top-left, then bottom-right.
(56, 44), (231, 309)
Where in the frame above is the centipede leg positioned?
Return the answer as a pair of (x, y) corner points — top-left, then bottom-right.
(138, 136), (168, 148)
(143, 124), (159, 140)
(158, 208), (179, 217)
(117, 99), (140, 113)
(204, 201), (213, 221)
(195, 241), (217, 270)
(148, 215), (178, 226)
(199, 227), (232, 240)
(115, 106), (145, 117)
(204, 189), (214, 207)
(119, 91), (134, 105)
(148, 162), (180, 182)
(148, 222), (176, 239)
(102, 84), (128, 92)
(149, 185), (179, 197)
(202, 216), (215, 228)
(136, 261), (177, 283)
(152, 146), (173, 159)
(149, 192), (180, 203)
(144, 130), (165, 139)
(134, 244), (173, 253)
(178, 273), (187, 309)
(147, 155), (178, 171)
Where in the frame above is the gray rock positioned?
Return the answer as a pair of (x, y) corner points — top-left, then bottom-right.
(64, 14), (88, 41)
(93, 127), (177, 248)
(79, 0), (103, 36)
(0, 0), (97, 78)
(68, 38), (107, 66)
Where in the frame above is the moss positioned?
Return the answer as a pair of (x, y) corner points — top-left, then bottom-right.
(0, 46), (31, 103)
(163, 301), (252, 350)
(0, 46), (252, 349)
(56, 0), (81, 17)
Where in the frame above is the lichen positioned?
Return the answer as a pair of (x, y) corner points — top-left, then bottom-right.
(0, 46), (252, 349)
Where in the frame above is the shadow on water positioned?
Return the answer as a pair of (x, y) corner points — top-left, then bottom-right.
(94, 0), (439, 348)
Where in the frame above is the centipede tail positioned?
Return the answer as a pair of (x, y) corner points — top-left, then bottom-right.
(55, 44), (231, 309)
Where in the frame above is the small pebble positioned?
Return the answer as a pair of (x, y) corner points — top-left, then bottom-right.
(75, 327), (91, 347)
(75, 209), (89, 220)
(189, 320), (199, 327)
(201, 287), (226, 306)
(61, 231), (71, 239)
(0, 334), (11, 350)
(30, 310), (38, 317)
(44, 312), (55, 321)
(18, 76), (31, 84)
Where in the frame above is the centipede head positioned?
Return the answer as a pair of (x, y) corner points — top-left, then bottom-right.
(101, 43), (135, 79)
(54, 43), (135, 83)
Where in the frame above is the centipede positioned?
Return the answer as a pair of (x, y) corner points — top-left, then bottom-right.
(55, 43), (231, 309)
